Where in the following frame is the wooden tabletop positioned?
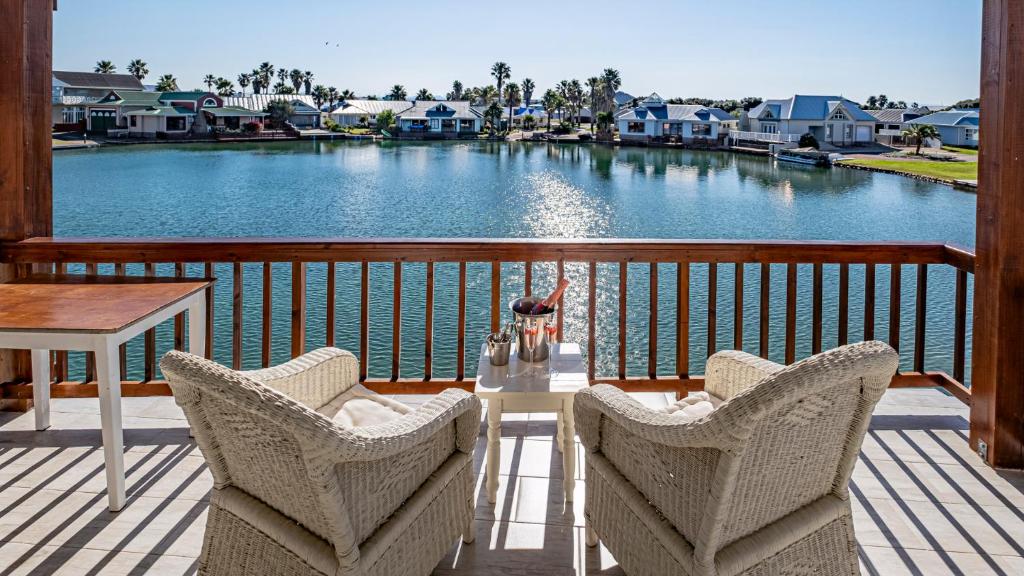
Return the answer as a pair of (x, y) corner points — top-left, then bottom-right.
(0, 274), (212, 334)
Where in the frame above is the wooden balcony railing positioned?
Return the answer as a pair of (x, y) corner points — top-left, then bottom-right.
(0, 238), (974, 403)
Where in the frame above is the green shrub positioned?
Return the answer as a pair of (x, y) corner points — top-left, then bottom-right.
(799, 132), (819, 149)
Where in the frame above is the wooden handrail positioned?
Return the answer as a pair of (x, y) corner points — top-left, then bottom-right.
(0, 237), (971, 266)
(0, 237), (976, 405)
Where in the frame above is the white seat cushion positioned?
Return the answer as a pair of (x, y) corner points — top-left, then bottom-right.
(662, 391), (719, 422)
(317, 384), (412, 428)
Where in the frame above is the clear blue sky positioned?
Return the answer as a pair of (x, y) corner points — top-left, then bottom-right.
(54, 0), (982, 104)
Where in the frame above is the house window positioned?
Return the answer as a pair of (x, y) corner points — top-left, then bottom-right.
(761, 123), (778, 134)
(827, 124), (835, 139)
(844, 125), (852, 139)
(166, 116), (187, 131)
(627, 122), (646, 134)
(691, 124), (711, 136)
(965, 128), (978, 141)
(831, 111), (847, 121)
(225, 117), (240, 129)
(130, 115), (137, 127)
(203, 98), (217, 107)
(888, 124), (900, 130)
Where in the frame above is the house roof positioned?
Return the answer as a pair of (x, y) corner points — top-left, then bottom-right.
(867, 108), (929, 124)
(398, 100), (481, 120)
(748, 95), (875, 121)
(512, 106), (547, 118)
(223, 94), (320, 113)
(94, 90), (164, 107)
(614, 91), (635, 107)
(52, 71), (144, 91)
(617, 95), (733, 123)
(124, 106), (196, 117)
(907, 109), (980, 127)
(202, 106), (268, 117)
(330, 99), (414, 116)
(160, 91), (214, 102)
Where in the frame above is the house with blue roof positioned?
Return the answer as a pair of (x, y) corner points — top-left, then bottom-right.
(615, 93), (737, 142)
(396, 101), (482, 135)
(745, 95), (876, 146)
(907, 110), (979, 147)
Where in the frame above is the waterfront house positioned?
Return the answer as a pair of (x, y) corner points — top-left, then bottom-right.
(867, 107), (929, 145)
(224, 94), (322, 128)
(330, 99), (414, 127)
(742, 95), (876, 147)
(51, 70), (144, 129)
(88, 90), (265, 137)
(615, 93), (736, 142)
(396, 100), (482, 135)
(511, 105), (548, 127)
(907, 109), (980, 147)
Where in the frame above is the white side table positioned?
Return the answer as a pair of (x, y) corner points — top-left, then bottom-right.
(475, 342), (588, 504)
(0, 275), (210, 512)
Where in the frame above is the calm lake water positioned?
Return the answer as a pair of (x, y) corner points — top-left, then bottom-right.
(53, 141), (976, 382)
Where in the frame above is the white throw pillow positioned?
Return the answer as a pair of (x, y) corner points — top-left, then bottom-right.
(662, 391), (717, 422)
(318, 384), (412, 428)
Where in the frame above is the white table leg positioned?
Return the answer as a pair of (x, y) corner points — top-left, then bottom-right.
(30, 349), (51, 431)
(562, 397), (575, 502)
(188, 295), (207, 356)
(95, 340), (126, 512)
(555, 411), (564, 452)
(585, 520), (599, 547)
(486, 399), (502, 504)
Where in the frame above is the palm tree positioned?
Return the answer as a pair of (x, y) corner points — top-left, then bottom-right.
(288, 69), (303, 94)
(258, 62), (275, 93)
(415, 88), (433, 101)
(237, 73), (251, 96)
(902, 124), (940, 155)
(203, 75), (216, 91)
(504, 82), (521, 131)
(215, 78), (235, 97)
(303, 71), (314, 95)
(600, 68), (622, 115)
(339, 89), (355, 101)
(312, 85), (329, 109)
(389, 85), (407, 101)
(491, 62), (510, 104)
(250, 69), (263, 94)
(155, 74), (178, 91)
(127, 59), (148, 81)
(328, 87), (340, 110)
(586, 76), (601, 133)
(480, 85), (498, 106)
(542, 89), (561, 132)
(483, 102), (503, 135)
(94, 60), (116, 74)
(450, 80), (464, 101)
(877, 94), (889, 108)
(567, 79), (584, 125)
(521, 78), (535, 106)
(273, 81), (289, 94)
(277, 67), (288, 89)
(866, 95), (879, 109)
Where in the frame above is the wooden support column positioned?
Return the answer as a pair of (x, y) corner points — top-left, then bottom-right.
(0, 0), (54, 409)
(971, 0), (1024, 469)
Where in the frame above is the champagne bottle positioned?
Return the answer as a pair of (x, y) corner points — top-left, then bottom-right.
(530, 278), (570, 314)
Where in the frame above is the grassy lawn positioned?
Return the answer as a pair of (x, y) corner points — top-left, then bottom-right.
(941, 145), (979, 155)
(840, 158), (978, 182)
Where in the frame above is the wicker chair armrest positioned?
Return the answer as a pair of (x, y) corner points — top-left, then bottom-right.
(324, 389), (482, 462)
(703, 350), (784, 401)
(243, 347), (359, 410)
(575, 384), (737, 453)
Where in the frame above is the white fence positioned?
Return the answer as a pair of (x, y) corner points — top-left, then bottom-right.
(730, 130), (802, 144)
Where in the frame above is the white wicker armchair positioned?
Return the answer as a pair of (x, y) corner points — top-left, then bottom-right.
(160, 347), (481, 576)
(575, 341), (899, 576)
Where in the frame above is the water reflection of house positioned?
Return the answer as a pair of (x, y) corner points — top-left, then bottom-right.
(616, 93), (736, 143)
(396, 101), (482, 135)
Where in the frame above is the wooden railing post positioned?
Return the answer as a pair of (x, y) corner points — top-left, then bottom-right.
(0, 0), (53, 410)
(971, 0), (1024, 468)
(291, 262), (306, 358)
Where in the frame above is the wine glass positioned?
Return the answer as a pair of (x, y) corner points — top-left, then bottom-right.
(523, 323), (539, 375)
(544, 322), (559, 377)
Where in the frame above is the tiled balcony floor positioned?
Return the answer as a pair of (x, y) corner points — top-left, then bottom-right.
(1, 389), (1022, 575)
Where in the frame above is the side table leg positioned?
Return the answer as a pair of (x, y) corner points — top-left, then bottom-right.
(562, 397), (576, 502)
(555, 410), (564, 452)
(96, 341), (126, 512)
(486, 399), (502, 504)
(31, 349), (51, 431)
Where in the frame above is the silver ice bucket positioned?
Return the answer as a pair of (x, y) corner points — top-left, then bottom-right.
(509, 296), (556, 362)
